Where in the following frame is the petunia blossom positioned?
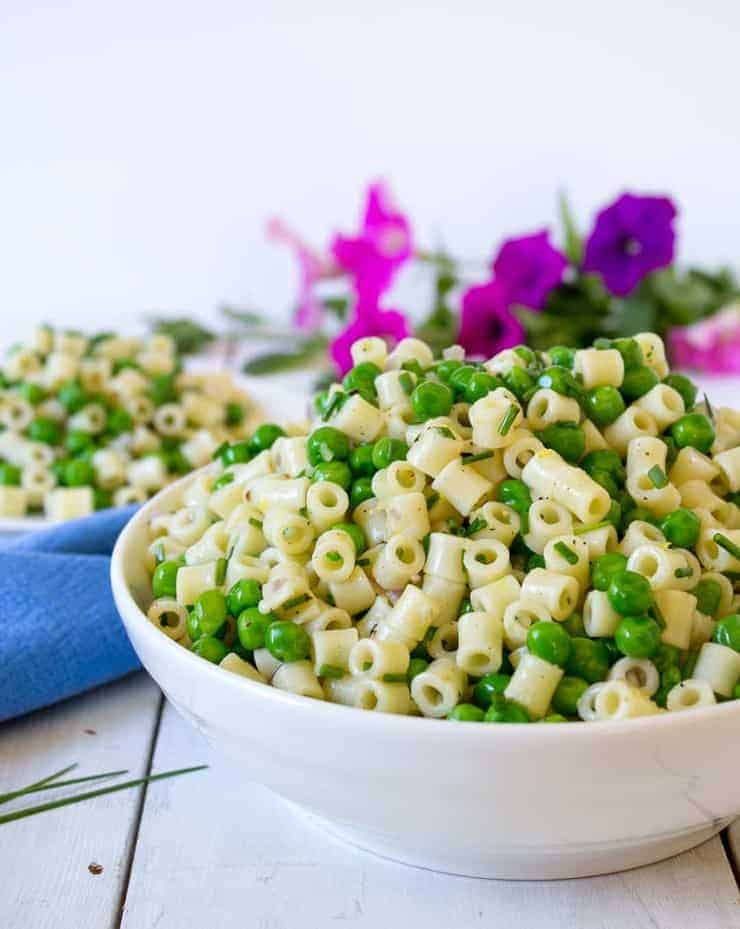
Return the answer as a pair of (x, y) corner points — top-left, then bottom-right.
(330, 298), (410, 375)
(668, 304), (740, 374)
(331, 180), (413, 302)
(457, 279), (524, 359)
(583, 193), (677, 297)
(493, 229), (567, 310)
(266, 217), (335, 331)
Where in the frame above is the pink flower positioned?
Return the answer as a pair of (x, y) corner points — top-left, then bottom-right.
(331, 180), (413, 302)
(457, 279), (524, 359)
(330, 296), (410, 375)
(266, 218), (335, 331)
(668, 305), (740, 374)
(493, 229), (567, 310)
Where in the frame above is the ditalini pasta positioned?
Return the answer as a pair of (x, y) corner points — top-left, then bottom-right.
(143, 332), (740, 724)
(0, 326), (259, 521)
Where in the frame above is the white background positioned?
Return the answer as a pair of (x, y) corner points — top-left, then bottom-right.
(2, 1), (739, 338)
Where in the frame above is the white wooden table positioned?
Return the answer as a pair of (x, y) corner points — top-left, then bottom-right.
(2, 671), (739, 929)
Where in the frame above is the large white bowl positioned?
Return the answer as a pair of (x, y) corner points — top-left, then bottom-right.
(111, 473), (740, 880)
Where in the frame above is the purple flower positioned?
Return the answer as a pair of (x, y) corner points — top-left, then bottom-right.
(457, 279), (524, 359)
(266, 218), (335, 331)
(331, 296), (410, 375)
(493, 229), (567, 310)
(668, 305), (740, 374)
(331, 180), (413, 302)
(583, 193), (677, 296)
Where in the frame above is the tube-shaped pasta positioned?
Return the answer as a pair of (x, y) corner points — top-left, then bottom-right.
(468, 501), (521, 546)
(328, 393), (385, 443)
(502, 430), (545, 479)
(691, 642), (740, 697)
(406, 424), (464, 476)
(521, 568), (579, 621)
(411, 657), (466, 718)
(147, 597), (189, 640)
(377, 584), (439, 649)
(329, 566), (376, 615)
(386, 337), (434, 370)
(470, 574), (521, 618)
(634, 332), (669, 378)
(262, 507), (314, 556)
(305, 482), (349, 533)
(312, 529), (357, 583)
(424, 532), (468, 584)
(627, 543), (688, 591)
(348, 638), (409, 678)
(603, 406), (658, 456)
(524, 499), (573, 554)
(351, 336), (387, 370)
(619, 520), (665, 557)
(456, 611), (503, 675)
(543, 535), (590, 587)
(583, 590), (621, 637)
(503, 598), (552, 649)
(312, 628), (359, 675)
(607, 657), (659, 696)
(427, 622), (459, 660)
(666, 679), (716, 712)
(272, 661), (324, 700)
(372, 533), (425, 589)
(420, 573), (466, 625)
(574, 348), (624, 389)
(469, 388), (523, 448)
(654, 589), (696, 650)
(522, 449), (610, 523)
(373, 460), (426, 498)
(669, 446), (719, 488)
(384, 492), (430, 539)
(504, 653), (563, 719)
(592, 681), (659, 720)
(431, 457), (493, 517)
(463, 539), (510, 588)
(634, 384), (684, 430)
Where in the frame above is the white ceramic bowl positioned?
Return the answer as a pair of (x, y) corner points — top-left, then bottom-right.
(112, 473), (740, 880)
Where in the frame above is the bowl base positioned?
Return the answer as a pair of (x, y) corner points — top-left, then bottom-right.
(293, 804), (732, 880)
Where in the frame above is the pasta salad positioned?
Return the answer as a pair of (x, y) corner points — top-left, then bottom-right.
(144, 332), (740, 723)
(0, 326), (256, 520)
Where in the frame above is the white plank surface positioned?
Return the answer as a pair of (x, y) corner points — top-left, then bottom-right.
(0, 673), (161, 929)
(120, 701), (740, 929)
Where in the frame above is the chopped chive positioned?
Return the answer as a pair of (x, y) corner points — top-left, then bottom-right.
(282, 593), (311, 611)
(426, 492), (440, 509)
(0, 764), (77, 805)
(319, 442), (334, 462)
(0, 768), (129, 806)
(362, 661), (372, 671)
(423, 625), (437, 644)
(299, 506), (308, 517)
(463, 450), (494, 464)
(0, 766), (208, 826)
(650, 601), (666, 630)
(326, 592), (336, 606)
(714, 533), (740, 561)
(318, 664), (345, 679)
(382, 673), (407, 683)
(398, 372), (415, 396)
(215, 557), (227, 586)
(554, 541), (579, 565)
(322, 391), (347, 422)
(704, 392), (715, 424)
(674, 567), (693, 578)
(435, 426), (456, 439)
(498, 404), (519, 436)
(248, 517), (263, 530)
(573, 520), (610, 535)
(357, 557), (370, 567)
(466, 517), (488, 536)
(647, 465), (668, 489)
(325, 551), (343, 563)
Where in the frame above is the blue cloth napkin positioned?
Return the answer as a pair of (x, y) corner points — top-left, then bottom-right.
(0, 506), (142, 722)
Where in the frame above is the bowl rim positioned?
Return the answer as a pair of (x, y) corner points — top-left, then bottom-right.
(111, 466), (740, 741)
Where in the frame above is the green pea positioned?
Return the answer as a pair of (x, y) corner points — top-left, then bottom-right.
(620, 365), (659, 401)
(503, 366), (535, 401)
(527, 621), (572, 668)
(411, 381), (454, 419)
(220, 440), (252, 466)
(65, 430), (95, 456)
(610, 337), (643, 370)
(566, 637), (610, 683)
(165, 448), (190, 475)
(265, 620), (311, 662)
(513, 345), (537, 366)
(463, 371), (501, 404)
(312, 460), (352, 489)
(447, 703), (485, 722)
(547, 346), (576, 369)
(343, 362), (381, 396)
(28, 417), (61, 445)
(607, 569), (652, 615)
(653, 643), (681, 672)
(350, 477), (374, 509)
(64, 458), (94, 487)
(250, 423), (286, 453)
(435, 360), (462, 383)
(0, 463), (21, 486)
(191, 635), (229, 664)
(150, 373), (178, 406)
(152, 560), (181, 598)
(562, 612), (585, 637)
(694, 578), (722, 617)
(237, 607), (273, 651)
(106, 408), (132, 436)
(349, 444), (376, 477)
(225, 402), (244, 426)
(537, 366), (581, 398)
(484, 700), (530, 723)
(57, 380), (89, 414)
(663, 373), (697, 410)
(112, 358), (140, 374)
(371, 437), (408, 470)
(581, 449), (626, 483)
(330, 522), (366, 555)
(93, 487), (112, 510)
(407, 658), (429, 683)
(660, 508), (700, 548)
(670, 413), (715, 454)
(655, 666), (682, 707)
(307, 426), (351, 466)
(551, 676), (589, 716)
(193, 589), (228, 636)
(472, 672), (511, 709)
(620, 505), (654, 533)
(17, 382), (46, 405)
(527, 552), (546, 571)
(496, 478), (532, 532)
(227, 579), (262, 617)
(536, 422), (585, 463)
(541, 714), (569, 723)
(591, 553), (628, 592)
(584, 386), (625, 428)
(589, 468), (620, 498)
(449, 364), (479, 398)
(615, 616), (661, 659)
(713, 614), (740, 652)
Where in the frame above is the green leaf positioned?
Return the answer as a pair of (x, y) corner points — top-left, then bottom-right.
(604, 292), (656, 337)
(149, 317), (216, 355)
(558, 191), (583, 267)
(220, 305), (265, 326)
(241, 336), (327, 375)
(322, 296), (350, 321)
